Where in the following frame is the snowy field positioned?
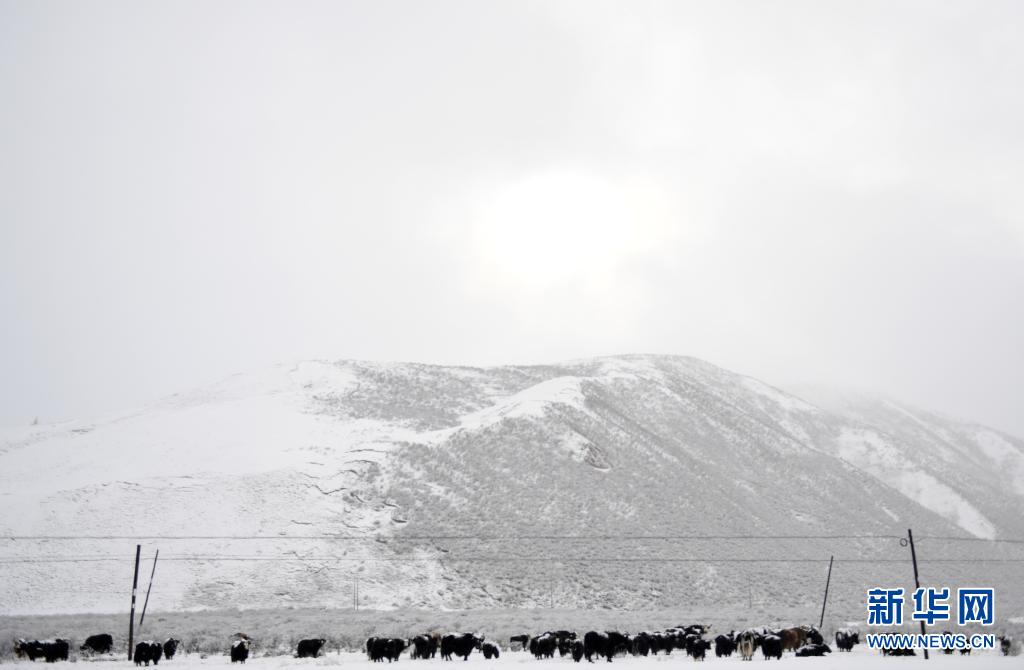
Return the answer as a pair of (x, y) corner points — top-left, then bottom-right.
(2, 649), (1017, 670)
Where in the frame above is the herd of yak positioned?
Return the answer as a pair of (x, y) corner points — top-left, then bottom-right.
(364, 627), (1018, 663)
(11, 625), (1019, 664)
(361, 626), (840, 663)
(12, 636), (180, 665)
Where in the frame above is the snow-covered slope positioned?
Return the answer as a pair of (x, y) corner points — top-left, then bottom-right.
(792, 386), (1024, 540)
(1, 355), (1021, 617)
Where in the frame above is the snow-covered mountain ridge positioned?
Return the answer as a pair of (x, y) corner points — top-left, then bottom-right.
(1, 355), (1021, 616)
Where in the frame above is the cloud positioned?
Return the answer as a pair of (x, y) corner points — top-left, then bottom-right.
(1, 0), (1022, 436)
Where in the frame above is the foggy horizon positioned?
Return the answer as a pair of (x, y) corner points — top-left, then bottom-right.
(2, 349), (1019, 440)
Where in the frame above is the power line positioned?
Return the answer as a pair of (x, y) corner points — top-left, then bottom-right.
(1, 556), (1022, 564)
(917, 535), (1024, 545)
(0, 533), (911, 541)
(5, 533), (1023, 542)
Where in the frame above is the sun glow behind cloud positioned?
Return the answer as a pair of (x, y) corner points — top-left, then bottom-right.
(467, 170), (678, 292)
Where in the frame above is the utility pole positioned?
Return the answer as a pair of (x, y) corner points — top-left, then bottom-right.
(128, 545), (141, 660)
(907, 529), (929, 660)
(353, 578), (359, 610)
(138, 550), (160, 635)
(819, 555), (834, 629)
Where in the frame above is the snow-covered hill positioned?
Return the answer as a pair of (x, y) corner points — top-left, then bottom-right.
(1, 355), (1022, 617)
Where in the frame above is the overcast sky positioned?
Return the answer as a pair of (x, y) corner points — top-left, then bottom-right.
(2, 0), (1022, 436)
